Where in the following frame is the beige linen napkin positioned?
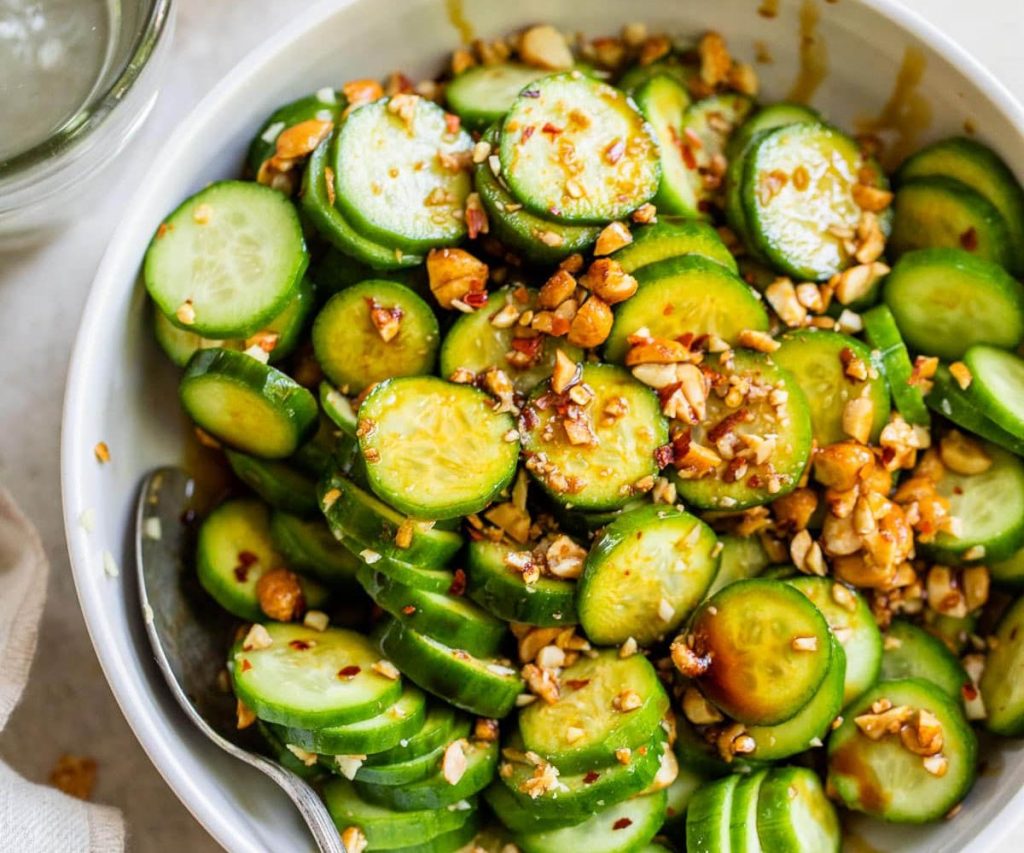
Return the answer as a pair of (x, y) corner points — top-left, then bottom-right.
(0, 487), (124, 852)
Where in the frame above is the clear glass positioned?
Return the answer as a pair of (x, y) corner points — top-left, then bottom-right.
(0, 0), (174, 246)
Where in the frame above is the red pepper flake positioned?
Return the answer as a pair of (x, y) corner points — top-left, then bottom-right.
(962, 683), (978, 701)
(402, 605), (417, 615)
(747, 474), (763, 488)
(959, 227), (978, 251)
(541, 122), (562, 137)
(464, 290), (489, 309)
(234, 551), (259, 582)
(449, 568), (467, 597)
(663, 303), (675, 316)
(240, 659), (253, 672)
(467, 204), (488, 240)
(338, 665), (362, 679)
(583, 771), (600, 784)
(671, 429), (692, 467)
(613, 818), (633, 830)
(510, 336), (543, 360)
(156, 222), (172, 239)
(444, 112), (461, 134)
(520, 125), (535, 143)
(654, 443), (675, 469)
(565, 678), (591, 690)
(289, 640), (312, 651)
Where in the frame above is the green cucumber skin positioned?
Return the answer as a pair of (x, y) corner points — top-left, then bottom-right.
(756, 766), (840, 853)
(515, 790), (668, 853)
(981, 594), (1024, 735)
(226, 450), (319, 516)
(992, 546), (1024, 588)
(357, 564), (508, 659)
(686, 774), (739, 853)
(707, 534), (770, 597)
(445, 63), (549, 129)
(465, 540), (579, 627)
(827, 678), (977, 823)
(355, 739), (499, 810)
(882, 248), (1024, 361)
(897, 135), (1024, 275)
(386, 814), (483, 853)
(323, 777), (473, 849)
(363, 707), (470, 767)
(890, 175), (1013, 269)
(377, 619), (524, 718)
(577, 504), (720, 646)
(611, 217), (738, 275)
(729, 769), (769, 853)
(318, 474), (463, 570)
(926, 365), (1024, 456)
(269, 511), (360, 588)
(246, 90), (342, 177)
(146, 181), (308, 338)
(484, 782), (586, 835)
(180, 348), (319, 459)
(274, 686), (426, 756)
(344, 741), (446, 787)
(963, 344), (1024, 440)
(861, 304), (931, 427)
(633, 73), (698, 217)
(881, 619), (968, 701)
(257, 721), (328, 784)
(301, 135), (423, 270)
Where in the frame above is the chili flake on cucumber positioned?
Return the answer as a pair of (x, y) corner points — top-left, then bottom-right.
(141, 21), (1024, 850)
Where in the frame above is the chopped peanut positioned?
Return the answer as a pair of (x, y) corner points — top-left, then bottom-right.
(426, 248), (488, 309)
(594, 221), (633, 256)
(551, 349), (580, 394)
(842, 396), (875, 444)
(256, 567), (306, 622)
(538, 268), (577, 308)
(341, 826), (369, 853)
(242, 623), (273, 651)
(442, 739), (469, 784)
(236, 698), (256, 730)
(519, 25), (574, 70)
(567, 296), (614, 348)
(738, 329), (779, 353)
(949, 362), (973, 389)
(579, 258), (638, 305)
(683, 686), (724, 724)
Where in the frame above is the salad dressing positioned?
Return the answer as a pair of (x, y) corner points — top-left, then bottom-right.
(787, 0), (828, 104)
(444, 0), (475, 46)
(855, 46), (931, 171)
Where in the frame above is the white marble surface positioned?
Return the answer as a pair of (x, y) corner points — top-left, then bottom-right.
(0, 0), (1020, 850)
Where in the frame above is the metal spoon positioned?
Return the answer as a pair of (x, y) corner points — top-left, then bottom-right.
(135, 466), (345, 853)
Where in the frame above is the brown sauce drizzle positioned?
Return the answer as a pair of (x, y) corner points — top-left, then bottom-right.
(829, 737), (891, 815)
(758, 0), (780, 19)
(181, 428), (234, 517)
(444, 0), (475, 45)
(855, 46), (932, 171)
(787, 0), (828, 104)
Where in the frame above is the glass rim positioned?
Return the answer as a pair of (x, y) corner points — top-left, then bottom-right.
(0, 0), (174, 177)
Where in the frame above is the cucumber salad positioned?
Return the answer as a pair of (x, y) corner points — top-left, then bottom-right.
(141, 22), (1024, 853)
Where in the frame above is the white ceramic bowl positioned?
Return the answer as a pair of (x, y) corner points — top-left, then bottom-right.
(62, 0), (1024, 849)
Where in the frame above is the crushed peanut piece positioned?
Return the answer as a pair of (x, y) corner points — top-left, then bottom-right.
(341, 826), (369, 853)
(442, 739), (469, 785)
(256, 567), (305, 622)
(594, 221), (633, 256)
(683, 686), (724, 725)
(949, 361), (973, 390)
(242, 623), (273, 651)
(519, 25), (574, 70)
(426, 248), (488, 309)
(738, 329), (779, 353)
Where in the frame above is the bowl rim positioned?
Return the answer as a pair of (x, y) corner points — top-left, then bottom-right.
(61, 0), (1024, 849)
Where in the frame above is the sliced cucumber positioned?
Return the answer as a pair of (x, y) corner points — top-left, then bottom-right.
(897, 136), (1024, 274)
(890, 175), (1012, 268)
(729, 769), (768, 853)
(269, 512), (360, 588)
(520, 363), (668, 511)
(301, 135), (423, 269)
(515, 790), (667, 853)
(673, 715), (761, 779)
(681, 92), (755, 212)
(356, 738), (498, 810)
(862, 304), (931, 427)
(578, 504), (720, 646)
(882, 248), (1024, 360)
(496, 730), (666, 823)
(692, 578), (832, 726)
(312, 280), (439, 393)
(924, 443), (1024, 564)
(981, 593), (1024, 735)
(665, 764), (706, 826)
(224, 450), (318, 516)
(292, 415), (346, 478)
(518, 649), (669, 774)
(756, 766), (840, 852)
(707, 534), (770, 597)
(319, 382), (358, 437)
(992, 546), (1024, 588)
(881, 619), (968, 701)
(686, 774), (738, 853)
(386, 814), (482, 853)
(274, 684), (426, 756)
(377, 619), (523, 718)
(604, 255), (768, 362)
(827, 678), (977, 823)
(499, 73), (659, 223)
(247, 89), (341, 178)
(258, 721), (326, 783)
(553, 498), (648, 539)
(323, 776), (474, 849)
(145, 181), (307, 337)
(475, 127), (601, 263)
(152, 276), (313, 368)
(439, 285), (583, 393)
(727, 103), (820, 161)
(446, 63), (549, 129)
(363, 704), (470, 767)
(358, 376), (519, 519)
(196, 498), (328, 621)
(744, 636), (845, 762)
(923, 610), (978, 657)
(465, 539), (578, 627)
(333, 97), (473, 253)
(926, 365), (1024, 456)
(484, 781), (579, 835)
(964, 344), (1024, 439)
(611, 218), (738, 275)
(318, 474), (463, 571)
(617, 59), (694, 96)
(741, 123), (889, 281)
(633, 74), (697, 216)
(773, 329), (889, 446)
(671, 350), (814, 511)
(230, 623), (403, 728)
(180, 348), (318, 459)
(786, 577), (881, 705)
(357, 564), (507, 659)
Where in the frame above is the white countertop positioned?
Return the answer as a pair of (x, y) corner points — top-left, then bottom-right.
(0, 1), (1020, 849)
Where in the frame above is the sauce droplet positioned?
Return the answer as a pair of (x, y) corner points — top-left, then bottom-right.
(855, 46), (932, 171)
(787, 0), (829, 104)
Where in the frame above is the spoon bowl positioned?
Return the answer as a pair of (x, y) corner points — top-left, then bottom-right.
(134, 466), (345, 853)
